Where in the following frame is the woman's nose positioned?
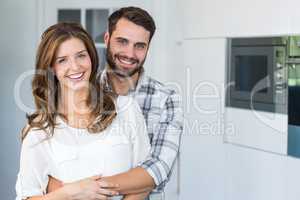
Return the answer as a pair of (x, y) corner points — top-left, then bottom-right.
(69, 57), (80, 70)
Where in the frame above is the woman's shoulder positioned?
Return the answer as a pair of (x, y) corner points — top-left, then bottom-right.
(21, 124), (49, 147)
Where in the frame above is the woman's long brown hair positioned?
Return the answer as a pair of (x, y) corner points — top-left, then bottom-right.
(22, 22), (116, 140)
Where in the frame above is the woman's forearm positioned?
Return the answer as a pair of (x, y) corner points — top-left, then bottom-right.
(27, 187), (69, 200)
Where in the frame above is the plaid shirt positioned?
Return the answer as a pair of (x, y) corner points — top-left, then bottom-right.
(100, 69), (183, 194)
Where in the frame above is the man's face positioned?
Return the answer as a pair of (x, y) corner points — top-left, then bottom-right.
(104, 18), (150, 78)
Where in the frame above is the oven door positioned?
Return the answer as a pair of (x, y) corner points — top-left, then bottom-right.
(228, 46), (276, 111)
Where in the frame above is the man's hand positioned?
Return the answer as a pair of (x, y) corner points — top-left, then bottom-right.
(47, 175), (120, 199)
(63, 175), (119, 200)
(47, 176), (63, 192)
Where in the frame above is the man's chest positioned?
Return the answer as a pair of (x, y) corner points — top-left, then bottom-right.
(134, 94), (164, 139)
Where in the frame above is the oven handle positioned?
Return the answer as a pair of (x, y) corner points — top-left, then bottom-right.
(275, 82), (287, 89)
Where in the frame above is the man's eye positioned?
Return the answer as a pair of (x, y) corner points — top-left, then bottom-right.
(136, 44), (146, 50)
(118, 40), (127, 45)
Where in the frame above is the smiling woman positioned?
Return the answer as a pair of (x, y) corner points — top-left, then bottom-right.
(53, 38), (92, 91)
(15, 22), (151, 200)
(24, 22), (116, 135)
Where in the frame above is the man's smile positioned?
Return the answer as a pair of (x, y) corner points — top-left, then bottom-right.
(116, 55), (138, 67)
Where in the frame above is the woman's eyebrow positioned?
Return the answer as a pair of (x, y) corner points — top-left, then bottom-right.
(55, 55), (67, 60)
(56, 50), (87, 59)
(76, 50), (88, 54)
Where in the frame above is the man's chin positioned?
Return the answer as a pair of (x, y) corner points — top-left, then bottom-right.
(113, 68), (140, 78)
(114, 71), (130, 78)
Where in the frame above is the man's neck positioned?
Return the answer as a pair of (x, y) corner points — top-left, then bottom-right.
(108, 72), (139, 95)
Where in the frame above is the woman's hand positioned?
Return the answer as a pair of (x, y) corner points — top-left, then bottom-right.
(62, 175), (120, 200)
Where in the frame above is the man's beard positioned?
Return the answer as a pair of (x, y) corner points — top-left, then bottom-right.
(105, 45), (145, 78)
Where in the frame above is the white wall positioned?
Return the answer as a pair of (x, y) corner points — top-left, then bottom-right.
(0, 0), (38, 199)
(180, 38), (226, 200)
(179, 0), (300, 200)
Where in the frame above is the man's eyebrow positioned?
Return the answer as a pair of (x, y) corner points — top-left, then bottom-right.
(115, 37), (147, 45)
(135, 42), (147, 46)
(115, 37), (128, 41)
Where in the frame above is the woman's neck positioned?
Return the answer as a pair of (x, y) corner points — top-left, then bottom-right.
(58, 87), (92, 128)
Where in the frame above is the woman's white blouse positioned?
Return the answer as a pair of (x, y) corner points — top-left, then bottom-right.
(15, 96), (151, 200)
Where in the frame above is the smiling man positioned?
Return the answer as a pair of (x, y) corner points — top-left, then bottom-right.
(48, 7), (183, 200)
(105, 17), (148, 79)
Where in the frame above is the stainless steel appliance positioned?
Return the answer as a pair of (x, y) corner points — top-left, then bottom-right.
(287, 36), (300, 158)
(226, 37), (288, 113)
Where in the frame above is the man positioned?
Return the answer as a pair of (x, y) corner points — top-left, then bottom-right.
(48, 6), (183, 200)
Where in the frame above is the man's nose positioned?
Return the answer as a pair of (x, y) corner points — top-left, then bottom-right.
(124, 45), (135, 58)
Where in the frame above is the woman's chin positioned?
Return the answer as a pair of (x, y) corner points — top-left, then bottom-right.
(60, 81), (90, 92)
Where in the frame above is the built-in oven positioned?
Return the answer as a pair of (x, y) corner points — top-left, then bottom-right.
(226, 37), (288, 113)
(287, 36), (300, 158)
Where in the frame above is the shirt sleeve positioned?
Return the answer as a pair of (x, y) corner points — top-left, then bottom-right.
(139, 91), (183, 190)
(129, 99), (151, 167)
(15, 130), (49, 200)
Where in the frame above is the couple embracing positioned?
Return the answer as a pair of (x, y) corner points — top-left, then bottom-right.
(16, 6), (182, 200)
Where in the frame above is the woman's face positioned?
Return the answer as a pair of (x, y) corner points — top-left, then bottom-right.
(53, 37), (92, 92)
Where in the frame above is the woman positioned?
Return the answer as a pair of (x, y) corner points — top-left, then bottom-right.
(15, 22), (150, 200)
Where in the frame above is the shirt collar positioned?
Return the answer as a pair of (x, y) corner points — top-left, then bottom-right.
(100, 66), (146, 96)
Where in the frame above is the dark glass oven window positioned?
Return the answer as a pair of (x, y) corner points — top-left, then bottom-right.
(235, 55), (268, 93)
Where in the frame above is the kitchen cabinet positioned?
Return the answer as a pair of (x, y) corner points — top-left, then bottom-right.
(225, 144), (286, 200)
(224, 107), (288, 155)
(286, 155), (300, 200)
(289, 0), (300, 34)
(182, 0), (291, 39)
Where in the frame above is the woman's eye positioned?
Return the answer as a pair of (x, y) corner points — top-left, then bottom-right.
(57, 58), (66, 64)
(78, 53), (86, 58)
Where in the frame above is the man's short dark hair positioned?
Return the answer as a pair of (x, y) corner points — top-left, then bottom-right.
(108, 6), (156, 42)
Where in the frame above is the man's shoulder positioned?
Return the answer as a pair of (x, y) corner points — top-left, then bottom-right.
(140, 75), (176, 97)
